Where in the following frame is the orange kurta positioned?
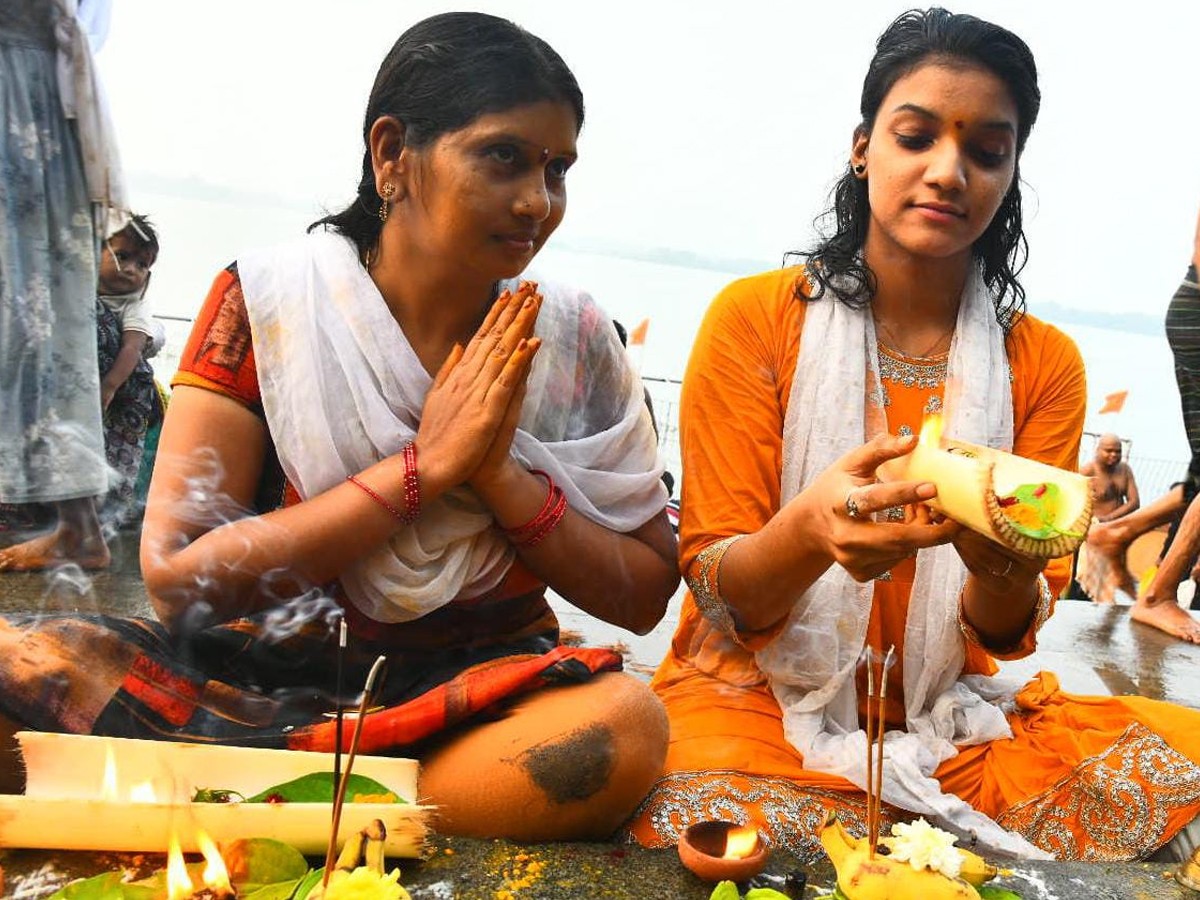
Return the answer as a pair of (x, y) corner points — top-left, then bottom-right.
(627, 268), (1200, 861)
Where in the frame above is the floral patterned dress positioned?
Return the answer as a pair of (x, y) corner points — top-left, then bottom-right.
(0, 2), (105, 507)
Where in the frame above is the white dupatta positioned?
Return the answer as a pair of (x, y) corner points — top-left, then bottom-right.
(238, 232), (666, 623)
(755, 268), (1052, 859)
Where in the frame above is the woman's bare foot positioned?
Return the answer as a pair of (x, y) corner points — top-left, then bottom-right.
(0, 526), (111, 571)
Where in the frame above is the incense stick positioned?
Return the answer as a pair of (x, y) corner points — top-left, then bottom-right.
(869, 645), (895, 857)
(322, 654), (387, 887)
(332, 616), (347, 829)
(864, 649), (876, 855)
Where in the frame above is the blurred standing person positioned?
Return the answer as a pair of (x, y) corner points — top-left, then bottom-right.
(0, 0), (126, 570)
(1080, 433), (1139, 522)
(1085, 205), (1200, 636)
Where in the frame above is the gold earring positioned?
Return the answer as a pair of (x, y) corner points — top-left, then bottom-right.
(378, 182), (396, 222)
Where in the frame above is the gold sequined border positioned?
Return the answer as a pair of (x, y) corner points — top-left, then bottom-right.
(625, 770), (891, 861)
(958, 573), (1053, 653)
(998, 722), (1200, 860)
(686, 535), (747, 635)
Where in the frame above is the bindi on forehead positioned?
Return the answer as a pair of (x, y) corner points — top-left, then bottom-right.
(955, 120), (965, 130)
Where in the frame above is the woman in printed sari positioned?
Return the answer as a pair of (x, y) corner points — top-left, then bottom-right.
(0, 12), (678, 841)
(628, 7), (1200, 863)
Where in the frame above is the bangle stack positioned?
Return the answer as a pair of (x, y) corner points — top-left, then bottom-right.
(346, 440), (421, 525)
(504, 468), (568, 547)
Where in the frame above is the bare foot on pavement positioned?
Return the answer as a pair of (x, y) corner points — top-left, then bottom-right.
(0, 528), (110, 572)
(1131, 594), (1200, 643)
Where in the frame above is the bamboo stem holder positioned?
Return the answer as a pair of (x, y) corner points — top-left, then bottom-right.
(0, 732), (429, 857)
(879, 416), (1092, 558)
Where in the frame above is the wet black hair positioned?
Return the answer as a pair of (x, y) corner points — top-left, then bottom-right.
(117, 213), (159, 260)
(310, 11), (584, 259)
(794, 7), (1040, 327)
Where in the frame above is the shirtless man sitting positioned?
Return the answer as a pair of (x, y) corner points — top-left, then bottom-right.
(1081, 434), (1140, 523)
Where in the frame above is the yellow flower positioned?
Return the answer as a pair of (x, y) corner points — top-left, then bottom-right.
(321, 866), (411, 900)
(886, 818), (963, 879)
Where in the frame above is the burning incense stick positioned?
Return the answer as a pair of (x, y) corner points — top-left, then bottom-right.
(332, 615), (347, 828)
(322, 654), (387, 887)
(870, 646), (895, 857)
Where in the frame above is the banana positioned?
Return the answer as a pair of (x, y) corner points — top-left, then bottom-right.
(951, 846), (1007, 887)
(364, 819), (387, 875)
(820, 812), (986, 900)
(334, 828), (367, 871)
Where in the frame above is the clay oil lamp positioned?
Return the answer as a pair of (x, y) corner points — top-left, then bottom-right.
(677, 820), (769, 882)
(1176, 843), (1200, 891)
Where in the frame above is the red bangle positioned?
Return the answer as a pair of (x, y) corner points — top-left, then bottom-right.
(504, 470), (569, 547)
(347, 441), (420, 525)
(400, 441), (420, 523)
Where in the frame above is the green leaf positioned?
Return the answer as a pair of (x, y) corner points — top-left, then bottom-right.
(222, 837), (310, 886)
(977, 887), (1024, 900)
(49, 873), (157, 900)
(240, 880), (304, 900)
(293, 867), (327, 900)
(708, 880), (741, 900)
(745, 889), (793, 899)
(246, 772), (402, 803)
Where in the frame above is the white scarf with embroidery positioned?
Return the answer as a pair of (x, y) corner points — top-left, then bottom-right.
(756, 268), (1052, 859)
(238, 231), (666, 623)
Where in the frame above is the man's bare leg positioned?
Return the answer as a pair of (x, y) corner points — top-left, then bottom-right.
(0, 497), (110, 572)
(1132, 490), (1200, 642)
(1085, 486), (1187, 602)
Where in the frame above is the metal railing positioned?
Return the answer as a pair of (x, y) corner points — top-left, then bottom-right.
(153, 326), (1191, 507)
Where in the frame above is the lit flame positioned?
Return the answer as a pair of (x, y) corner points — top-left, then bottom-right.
(722, 825), (759, 859)
(166, 832), (195, 900)
(129, 780), (157, 803)
(919, 413), (943, 447)
(197, 829), (233, 893)
(101, 743), (118, 801)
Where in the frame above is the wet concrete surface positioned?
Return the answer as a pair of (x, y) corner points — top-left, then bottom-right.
(4, 531), (1200, 897)
(1, 837), (1195, 899)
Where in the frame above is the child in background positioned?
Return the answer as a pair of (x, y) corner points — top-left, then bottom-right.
(96, 214), (162, 528)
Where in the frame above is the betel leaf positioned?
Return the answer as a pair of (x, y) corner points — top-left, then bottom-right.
(244, 772), (403, 803)
(240, 880), (305, 900)
(977, 887), (1024, 900)
(222, 837), (311, 886)
(49, 873), (157, 900)
(294, 867), (327, 900)
(708, 880), (741, 900)
(996, 482), (1083, 540)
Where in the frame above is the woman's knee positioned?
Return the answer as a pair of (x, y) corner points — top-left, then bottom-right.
(419, 673), (668, 840)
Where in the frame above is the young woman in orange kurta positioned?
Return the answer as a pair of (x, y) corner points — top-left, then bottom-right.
(628, 9), (1200, 862)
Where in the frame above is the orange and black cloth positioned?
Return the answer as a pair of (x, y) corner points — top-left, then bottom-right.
(0, 607), (621, 753)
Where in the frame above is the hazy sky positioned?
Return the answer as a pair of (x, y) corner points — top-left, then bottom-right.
(95, 0), (1200, 318)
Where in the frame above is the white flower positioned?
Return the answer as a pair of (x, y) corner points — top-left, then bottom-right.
(887, 818), (963, 879)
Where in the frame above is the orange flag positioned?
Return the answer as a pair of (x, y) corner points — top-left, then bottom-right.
(628, 319), (649, 346)
(1098, 390), (1128, 414)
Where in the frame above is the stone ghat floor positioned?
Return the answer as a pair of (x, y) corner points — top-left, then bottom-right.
(1, 839), (1194, 899)
(3, 530), (1200, 897)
